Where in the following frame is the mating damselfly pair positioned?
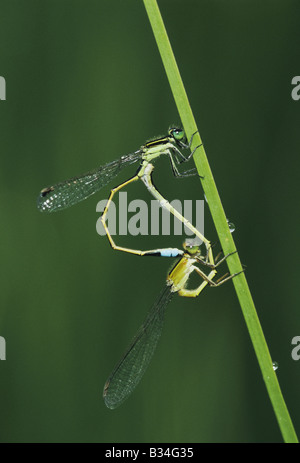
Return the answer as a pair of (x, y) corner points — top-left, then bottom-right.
(37, 127), (240, 408)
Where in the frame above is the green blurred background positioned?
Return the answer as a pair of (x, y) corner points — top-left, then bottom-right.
(0, 0), (300, 443)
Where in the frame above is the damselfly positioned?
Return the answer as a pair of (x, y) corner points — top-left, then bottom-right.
(37, 127), (197, 213)
(37, 127), (215, 265)
(103, 241), (241, 409)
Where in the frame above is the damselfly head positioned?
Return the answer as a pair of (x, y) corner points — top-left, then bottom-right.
(183, 239), (201, 256)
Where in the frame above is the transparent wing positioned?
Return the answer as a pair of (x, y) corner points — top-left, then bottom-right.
(37, 152), (141, 213)
(103, 285), (174, 409)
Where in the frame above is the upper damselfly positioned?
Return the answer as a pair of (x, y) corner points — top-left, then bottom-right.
(37, 127), (215, 265)
(37, 127), (198, 214)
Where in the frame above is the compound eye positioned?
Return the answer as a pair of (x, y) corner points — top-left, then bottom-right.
(171, 128), (184, 141)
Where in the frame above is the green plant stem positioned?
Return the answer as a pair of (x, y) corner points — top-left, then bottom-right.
(143, 0), (298, 443)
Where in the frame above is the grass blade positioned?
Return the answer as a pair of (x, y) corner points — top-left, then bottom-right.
(143, 0), (298, 443)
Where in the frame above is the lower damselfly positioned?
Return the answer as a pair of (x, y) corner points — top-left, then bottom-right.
(103, 241), (241, 409)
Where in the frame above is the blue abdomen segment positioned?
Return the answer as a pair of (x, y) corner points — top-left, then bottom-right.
(143, 248), (184, 257)
(160, 248), (182, 257)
